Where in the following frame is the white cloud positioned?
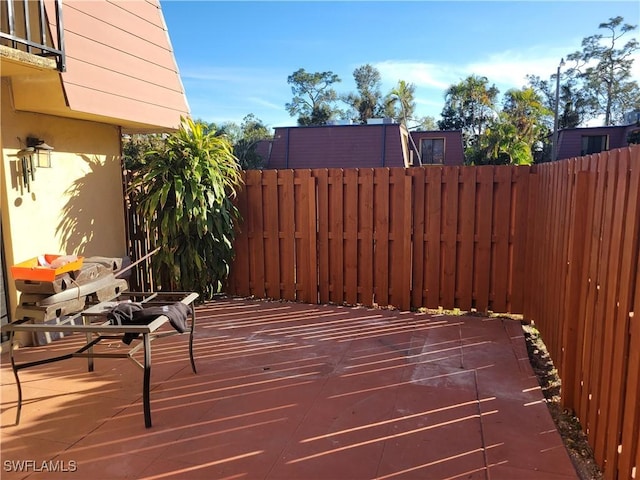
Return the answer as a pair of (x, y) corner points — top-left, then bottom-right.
(181, 66), (286, 90)
(247, 96), (285, 111)
(373, 60), (456, 90)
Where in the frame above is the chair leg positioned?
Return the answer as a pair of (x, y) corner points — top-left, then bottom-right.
(143, 333), (152, 428)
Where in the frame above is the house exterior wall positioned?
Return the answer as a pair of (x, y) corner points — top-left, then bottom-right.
(557, 125), (633, 160)
(410, 130), (465, 166)
(0, 0), (189, 347)
(267, 124), (408, 169)
(1, 78), (127, 343)
(9, 0), (189, 132)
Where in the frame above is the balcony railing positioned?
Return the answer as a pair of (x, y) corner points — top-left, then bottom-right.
(0, 0), (65, 71)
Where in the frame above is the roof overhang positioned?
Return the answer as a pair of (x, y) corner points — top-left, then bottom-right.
(6, 67), (180, 133)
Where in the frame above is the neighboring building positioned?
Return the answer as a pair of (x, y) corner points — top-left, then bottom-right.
(1, 0), (189, 345)
(556, 123), (639, 160)
(263, 121), (464, 169)
(409, 130), (465, 166)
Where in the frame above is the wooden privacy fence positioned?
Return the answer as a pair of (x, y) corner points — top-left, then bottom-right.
(223, 145), (640, 480)
(125, 145), (640, 479)
(226, 165), (532, 313)
(523, 146), (640, 480)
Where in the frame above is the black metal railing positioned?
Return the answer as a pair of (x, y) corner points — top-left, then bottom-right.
(0, 0), (65, 71)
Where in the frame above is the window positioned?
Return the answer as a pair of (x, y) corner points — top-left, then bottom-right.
(581, 135), (608, 156)
(420, 138), (445, 165)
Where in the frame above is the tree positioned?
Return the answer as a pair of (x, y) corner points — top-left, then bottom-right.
(210, 121), (242, 143)
(437, 104), (465, 131)
(470, 87), (550, 166)
(501, 87), (552, 148)
(458, 85), (549, 166)
(233, 114), (272, 169)
(129, 117), (243, 299)
(413, 116), (438, 131)
(285, 68), (341, 126)
(566, 16), (639, 125)
(527, 74), (590, 129)
(384, 80), (416, 125)
(122, 133), (166, 173)
(343, 64), (384, 124)
(439, 75), (499, 149)
(471, 114), (533, 165)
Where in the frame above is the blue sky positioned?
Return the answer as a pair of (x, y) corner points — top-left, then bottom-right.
(160, 1), (640, 129)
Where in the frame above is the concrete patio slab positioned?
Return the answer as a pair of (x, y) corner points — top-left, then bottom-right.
(1, 297), (579, 479)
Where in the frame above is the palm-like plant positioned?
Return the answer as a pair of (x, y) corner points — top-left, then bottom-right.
(479, 114), (533, 165)
(385, 80), (416, 125)
(130, 117), (243, 299)
(502, 87), (551, 147)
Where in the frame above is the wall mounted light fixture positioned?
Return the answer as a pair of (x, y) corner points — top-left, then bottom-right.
(26, 137), (54, 168)
(15, 137), (54, 192)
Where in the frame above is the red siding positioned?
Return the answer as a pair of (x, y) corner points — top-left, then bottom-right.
(267, 124), (408, 169)
(557, 125), (634, 160)
(410, 131), (465, 166)
(52, 0), (188, 130)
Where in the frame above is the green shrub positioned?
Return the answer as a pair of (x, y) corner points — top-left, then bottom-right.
(130, 117), (243, 299)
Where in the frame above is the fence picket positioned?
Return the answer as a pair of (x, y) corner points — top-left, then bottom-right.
(344, 169), (359, 305)
(359, 169), (375, 306)
(596, 150), (627, 468)
(246, 169), (266, 298)
(441, 167), (458, 310)
(579, 154), (608, 430)
(389, 169), (407, 309)
(293, 170), (315, 303)
(509, 166), (530, 312)
(328, 169), (344, 304)
(228, 177), (250, 296)
(374, 168), (390, 306)
(491, 166), (511, 313)
(474, 167), (493, 313)
(410, 168), (426, 307)
(561, 170), (592, 408)
(263, 170), (280, 298)
(425, 167), (442, 309)
(457, 167), (475, 311)
(280, 170), (296, 301)
(316, 169), (330, 303)
(589, 156), (619, 461)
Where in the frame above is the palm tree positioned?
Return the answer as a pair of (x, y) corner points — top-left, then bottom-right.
(441, 75), (499, 148)
(480, 114), (533, 165)
(502, 87), (552, 147)
(385, 80), (416, 125)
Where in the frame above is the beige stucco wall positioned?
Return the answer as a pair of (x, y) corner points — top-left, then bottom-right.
(1, 78), (127, 333)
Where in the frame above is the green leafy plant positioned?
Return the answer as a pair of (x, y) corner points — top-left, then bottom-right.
(627, 128), (640, 144)
(129, 117), (243, 299)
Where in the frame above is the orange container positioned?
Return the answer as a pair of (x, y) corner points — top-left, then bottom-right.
(10, 254), (84, 282)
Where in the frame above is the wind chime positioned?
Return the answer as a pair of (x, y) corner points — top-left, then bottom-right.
(16, 137), (53, 192)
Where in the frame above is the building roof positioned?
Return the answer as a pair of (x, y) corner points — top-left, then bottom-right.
(263, 124), (465, 169)
(556, 123), (637, 160)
